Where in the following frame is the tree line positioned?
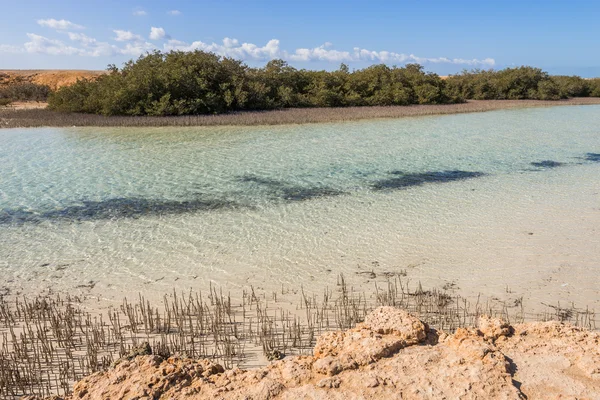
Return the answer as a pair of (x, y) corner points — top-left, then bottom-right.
(13, 50), (597, 116)
(446, 68), (600, 100)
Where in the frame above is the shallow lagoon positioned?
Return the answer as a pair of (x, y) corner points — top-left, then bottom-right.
(1, 105), (599, 312)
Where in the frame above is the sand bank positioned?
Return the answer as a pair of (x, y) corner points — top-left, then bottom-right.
(3, 98), (600, 128)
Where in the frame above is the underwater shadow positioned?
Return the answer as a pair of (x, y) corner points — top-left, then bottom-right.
(530, 160), (564, 168)
(372, 170), (486, 191)
(238, 174), (345, 202)
(0, 196), (244, 225)
(585, 153), (600, 162)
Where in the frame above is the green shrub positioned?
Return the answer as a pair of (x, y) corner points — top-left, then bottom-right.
(48, 51), (456, 116)
(46, 51), (600, 116)
(536, 80), (562, 100)
(446, 67), (570, 100)
(551, 75), (590, 97)
(447, 68), (600, 101)
(588, 79), (600, 97)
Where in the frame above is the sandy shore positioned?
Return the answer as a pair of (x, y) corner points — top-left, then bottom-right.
(0, 101), (47, 110)
(2, 98), (600, 128)
(2, 100), (599, 398)
(2, 269), (596, 398)
(22, 307), (600, 399)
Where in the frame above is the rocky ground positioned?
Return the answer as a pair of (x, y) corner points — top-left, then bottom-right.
(25, 306), (600, 400)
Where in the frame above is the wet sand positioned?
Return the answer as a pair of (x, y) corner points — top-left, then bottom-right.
(3, 98), (600, 128)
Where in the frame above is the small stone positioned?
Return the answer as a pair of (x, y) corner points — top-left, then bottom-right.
(313, 356), (343, 376)
(363, 306), (428, 343)
(365, 376), (380, 387)
(316, 377), (341, 388)
(266, 349), (284, 361)
(478, 316), (511, 341)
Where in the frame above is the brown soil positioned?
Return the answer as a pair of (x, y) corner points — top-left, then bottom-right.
(27, 307), (600, 400)
(0, 70), (105, 90)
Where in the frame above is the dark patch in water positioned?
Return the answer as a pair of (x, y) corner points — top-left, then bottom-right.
(239, 174), (345, 201)
(372, 170), (485, 191)
(238, 175), (285, 187)
(530, 160), (564, 168)
(280, 186), (344, 201)
(585, 153), (600, 162)
(0, 196), (242, 225)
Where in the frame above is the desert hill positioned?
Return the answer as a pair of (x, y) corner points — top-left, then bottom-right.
(0, 70), (105, 90)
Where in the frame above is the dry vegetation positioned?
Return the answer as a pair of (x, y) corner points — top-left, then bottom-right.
(2, 98), (600, 129)
(0, 276), (595, 399)
(35, 310), (600, 399)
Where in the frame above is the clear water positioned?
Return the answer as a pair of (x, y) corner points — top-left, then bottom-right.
(1, 106), (599, 311)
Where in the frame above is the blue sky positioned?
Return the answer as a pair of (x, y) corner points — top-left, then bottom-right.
(1, 0), (599, 76)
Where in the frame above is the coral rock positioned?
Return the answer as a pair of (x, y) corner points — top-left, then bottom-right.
(362, 306), (428, 343)
(41, 306), (600, 400)
(478, 315), (512, 340)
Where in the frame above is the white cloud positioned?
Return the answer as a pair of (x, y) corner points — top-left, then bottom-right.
(166, 39), (186, 46)
(85, 43), (121, 57)
(288, 43), (495, 66)
(120, 42), (155, 56)
(24, 33), (82, 55)
(37, 19), (84, 30)
(164, 37), (281, 61)
(163, 38), (494, 66)
(355, 47), (496, 66)
(167, 10), (181, 16)
(11, 31), (150, 57)
(1, 24), (496, 68)
(65, 33), (121, 57)
(67, 32), (97, 46)
(113, 30), (144, 42)
(149, 27), (168, 41)
(132, 10), (147, 16)
(288, 42), (352, 62)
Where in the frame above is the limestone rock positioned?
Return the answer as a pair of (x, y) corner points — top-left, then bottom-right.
(362, 306), (428, 343)
(478, 315), (512, 340)
(39, 306), (600, 400)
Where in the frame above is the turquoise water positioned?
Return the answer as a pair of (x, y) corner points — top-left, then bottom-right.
(1, 106), (599, 310)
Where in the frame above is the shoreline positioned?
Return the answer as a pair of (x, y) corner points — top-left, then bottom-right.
(1, 278), (596, 399)
(5, 303), (599, 399)
(2, 98), (600, 129)
(2, 99), (600, 398)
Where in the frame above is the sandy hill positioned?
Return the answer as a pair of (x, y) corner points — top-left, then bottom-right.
(0, 70), (105, 90)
